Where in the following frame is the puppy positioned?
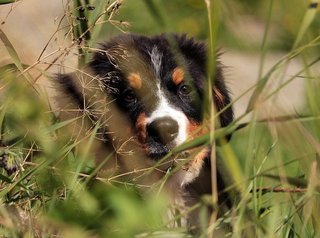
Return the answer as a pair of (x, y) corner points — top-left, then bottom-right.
(56, 33), (234, 230)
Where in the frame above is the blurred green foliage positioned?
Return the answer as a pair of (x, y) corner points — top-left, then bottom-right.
(103, 0), (320, 51)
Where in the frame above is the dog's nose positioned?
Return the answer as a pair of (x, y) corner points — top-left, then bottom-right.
(147, 117), (178, 144)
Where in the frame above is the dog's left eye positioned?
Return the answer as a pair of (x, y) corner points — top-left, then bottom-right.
(178, 84), (192, 96)
(123, 90), (137, 104)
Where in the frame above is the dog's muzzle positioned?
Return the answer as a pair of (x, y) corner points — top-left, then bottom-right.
(147, 117), (178, 145)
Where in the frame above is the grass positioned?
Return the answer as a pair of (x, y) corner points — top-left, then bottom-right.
(0, 0), (320, 237)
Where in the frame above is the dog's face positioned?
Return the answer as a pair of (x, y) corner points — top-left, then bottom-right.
(88, 34), (233, 162)
(57, 34), (233, 186)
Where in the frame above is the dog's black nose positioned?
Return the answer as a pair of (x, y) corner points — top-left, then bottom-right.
(147, 117), (178, 145)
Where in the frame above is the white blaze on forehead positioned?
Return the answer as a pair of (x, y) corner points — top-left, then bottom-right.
(147, 46), (188, 147)
(150, 46), (162, 80)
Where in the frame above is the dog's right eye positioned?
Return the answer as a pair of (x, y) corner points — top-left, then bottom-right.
(123, 89), (137, 105)
(178, 84), (193, 97)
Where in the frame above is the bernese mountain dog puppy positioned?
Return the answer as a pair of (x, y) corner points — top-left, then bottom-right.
(56, 34), (233, 231)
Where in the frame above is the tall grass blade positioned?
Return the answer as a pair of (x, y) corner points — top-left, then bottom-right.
(220, 143), (245, 192)
(257, 0), (274, 81)
(261, 173), (308, 188)
(246, 60), (283, 112)
(293, 0), (320, 49)
(73, 0), (91, 66)
(88, 1), (108, 47)
(0, 174), (12, 183)
(0, 29), (23, 72)
(44, 117), (80, 134)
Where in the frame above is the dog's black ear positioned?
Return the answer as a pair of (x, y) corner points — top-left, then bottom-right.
(55, 73), (84, 108)
(175, 34), (207, 71)
(89, 34), (137, 78)
(88, 38), (130, 94)
(89, 43), (117, 77)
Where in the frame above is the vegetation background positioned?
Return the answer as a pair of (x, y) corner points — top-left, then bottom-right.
(0, 0), (320, 237)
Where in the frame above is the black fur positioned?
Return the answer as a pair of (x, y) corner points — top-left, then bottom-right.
(88, 34), (233, 130)
(56, 73), (84, 108)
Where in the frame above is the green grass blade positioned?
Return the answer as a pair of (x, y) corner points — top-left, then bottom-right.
(293, 1), (319, 49)
(88, 1), (108, 47)
(220, 143), (245, 192)
(173, 114), (320, 154)
(261, 173), (308, 188)
(0, 29), (23, 72)
(265, 57), (320, 101)
(0, 174), (12, 183)
(257, 0), (274, 81)
(43, 117), (80, 134)
(246, 59), (283, 112)
(73, 0), (91, 66)
(0, 0), (19, 4)
(245, 43), (312, 112)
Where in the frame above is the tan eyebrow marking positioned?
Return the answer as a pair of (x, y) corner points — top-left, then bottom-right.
(172, 67), (185, 85)
(127, 72), (142, 90)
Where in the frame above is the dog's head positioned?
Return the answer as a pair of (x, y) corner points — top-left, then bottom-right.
(88, 34), (233, 161)
(56, 34), (233, 186)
